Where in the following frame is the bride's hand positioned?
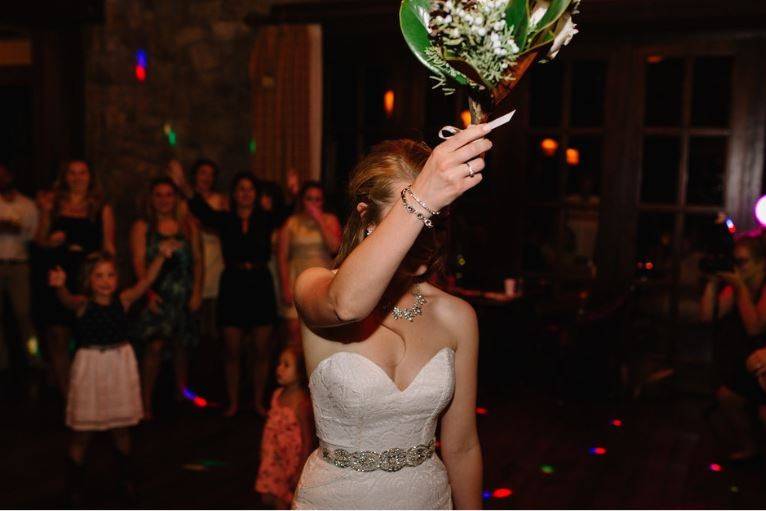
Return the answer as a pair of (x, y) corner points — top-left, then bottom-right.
(410, 124), (493, 212)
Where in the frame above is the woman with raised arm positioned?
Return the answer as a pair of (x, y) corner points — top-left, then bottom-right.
(278, 181), (341, 345)
(170, 169), (278, 417)
(292, 124), (492, 510)
(131, 178), (203, 419)
(36, 159), (115, 396)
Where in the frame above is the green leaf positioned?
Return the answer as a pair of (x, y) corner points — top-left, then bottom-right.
(399, 0), (441, 76)
(522, 29), (554, 56)
(505, 0), (529, 50)
(407, 0), (431, 27)
(533, 0), (572, 34)
(399, 0), (469, 85)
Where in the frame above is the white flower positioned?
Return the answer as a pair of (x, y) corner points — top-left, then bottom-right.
(444, 15), (452, 23)
(494, 21), (505, 31)
(529, 1), (550, 28)
(445, 0), (454, 10)
(548, 14), (578, 58)
(478, 27), (486, 36)
(465, 14), (474, 23)
(474, 16), (484, 26)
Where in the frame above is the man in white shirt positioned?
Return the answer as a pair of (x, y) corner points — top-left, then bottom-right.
(0, 163), (39, 372)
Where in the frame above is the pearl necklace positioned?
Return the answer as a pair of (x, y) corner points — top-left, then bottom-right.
(391, 286), (427, 322)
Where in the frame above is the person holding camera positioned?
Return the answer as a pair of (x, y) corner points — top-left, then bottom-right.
(700, 234), (766, 461)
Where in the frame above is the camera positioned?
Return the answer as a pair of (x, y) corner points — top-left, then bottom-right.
(698, 214), (735, 274)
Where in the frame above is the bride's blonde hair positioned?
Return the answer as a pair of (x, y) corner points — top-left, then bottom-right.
(335, 139), (447, 280)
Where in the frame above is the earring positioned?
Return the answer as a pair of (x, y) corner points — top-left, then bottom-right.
(364, 226), (373, 238)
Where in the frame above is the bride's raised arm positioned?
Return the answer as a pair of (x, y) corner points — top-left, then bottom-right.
(295, 123), (493, 328)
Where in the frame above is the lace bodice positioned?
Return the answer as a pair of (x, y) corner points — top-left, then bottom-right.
(293, 347), (455, 509)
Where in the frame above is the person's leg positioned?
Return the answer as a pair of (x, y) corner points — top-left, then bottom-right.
(111, 427), (138, 503)
(716, 385), (758, 459)
(285, 318), (302, 346)
(47, 325), (71, 396)
(8, 264), (38, 366)
(172, 342), (189, 399)
(223, 327), (243, 417)
(252, 324), (274, 417)
(141, 339), (165, 420)
(67, 430), (91, 505)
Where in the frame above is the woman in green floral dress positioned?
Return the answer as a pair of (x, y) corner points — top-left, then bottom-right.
(131, 177), (203, 419)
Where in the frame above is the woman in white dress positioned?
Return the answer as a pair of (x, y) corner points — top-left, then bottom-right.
(292, 124), (493, 509)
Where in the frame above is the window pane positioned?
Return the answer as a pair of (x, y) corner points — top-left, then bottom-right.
(645, 58), (683, 127)
(691, 56), (732, 128)
(527, 135), (561, 201)
(529, 61), (564, 128)
(686, 137), (727, 205)
(565, 136), (602, 197)
(641, 136), (681, 204)
(523, 208), (559, 272)
(571, 60), (606, 127)
(636, 212), (676, 280)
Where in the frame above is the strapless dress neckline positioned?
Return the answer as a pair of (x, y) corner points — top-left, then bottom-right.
(310, 346), (454, 394)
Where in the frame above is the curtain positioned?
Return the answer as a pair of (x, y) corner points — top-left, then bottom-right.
(250, 24), (323, 188)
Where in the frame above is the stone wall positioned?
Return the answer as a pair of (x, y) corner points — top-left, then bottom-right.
(84, 0), (270, 257)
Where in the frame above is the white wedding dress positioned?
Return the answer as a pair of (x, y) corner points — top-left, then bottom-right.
(293, 347), (456, 509)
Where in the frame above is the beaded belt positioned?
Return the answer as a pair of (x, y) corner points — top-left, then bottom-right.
(321, 438), (435, 472)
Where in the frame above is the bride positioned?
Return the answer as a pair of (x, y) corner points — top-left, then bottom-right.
(292, 124), (493, 509)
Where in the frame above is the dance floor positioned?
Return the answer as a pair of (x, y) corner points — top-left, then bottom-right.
(2, 366), (765, 509)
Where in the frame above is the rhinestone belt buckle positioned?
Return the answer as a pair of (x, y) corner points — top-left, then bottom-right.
(322, 439), (435, 472)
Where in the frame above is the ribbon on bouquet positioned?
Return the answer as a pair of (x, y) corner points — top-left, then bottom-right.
(438, 110), (517, 140)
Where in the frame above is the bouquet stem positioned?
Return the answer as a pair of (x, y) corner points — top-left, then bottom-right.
(468, 97), (489, 125)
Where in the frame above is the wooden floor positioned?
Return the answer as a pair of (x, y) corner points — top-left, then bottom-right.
(1, 365), (765, 509)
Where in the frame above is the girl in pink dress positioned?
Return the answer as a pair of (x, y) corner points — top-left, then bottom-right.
(255, 346), (314, 508)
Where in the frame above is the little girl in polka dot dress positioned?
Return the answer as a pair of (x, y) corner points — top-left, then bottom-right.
(49, 242), (178, 505)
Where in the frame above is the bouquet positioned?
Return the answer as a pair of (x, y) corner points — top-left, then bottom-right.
(400, 0), (580, 123)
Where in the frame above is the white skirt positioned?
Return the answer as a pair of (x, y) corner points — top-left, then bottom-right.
(66, 343), (143, 431)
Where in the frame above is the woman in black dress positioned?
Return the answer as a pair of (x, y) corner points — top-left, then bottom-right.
(36, 159), (115, 395)
(171, 168), (277, 417)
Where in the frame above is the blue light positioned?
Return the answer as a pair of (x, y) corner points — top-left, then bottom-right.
(135, 49), (148, 68)
(482, 490), (491, 500)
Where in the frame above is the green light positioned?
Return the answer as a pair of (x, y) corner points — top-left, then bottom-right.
(249, 137), (256, 154)
(168, 129), (177, 146)
(26, 336), (40, 358)
(540, 465), (555, 475)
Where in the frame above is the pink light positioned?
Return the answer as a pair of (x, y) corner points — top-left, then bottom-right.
(709, 463), (723, 472)
(590, 446), (607, 455)
(611, 419), (623, 427)
(492, 488), (512, 499)
(476, 407), (488, 415)
(756, 196), (766, 226)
